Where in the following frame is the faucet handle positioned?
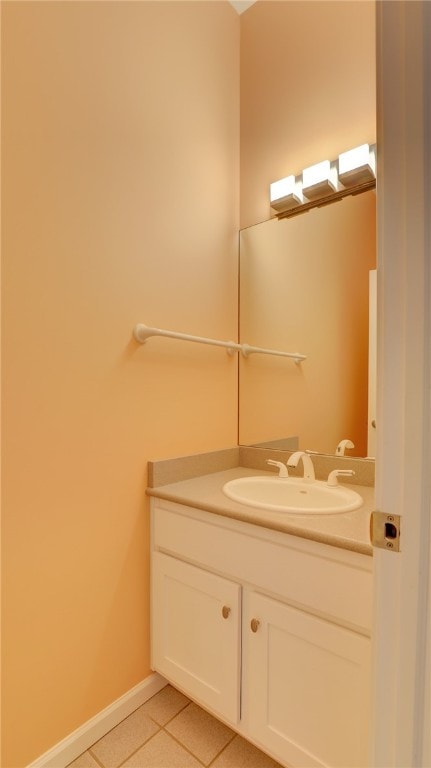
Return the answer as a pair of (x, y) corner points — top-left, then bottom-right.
(266, 459), (289, 478)
(327, 469), (355, 487)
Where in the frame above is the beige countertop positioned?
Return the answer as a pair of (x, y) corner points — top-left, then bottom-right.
(147, 465), (374, 556)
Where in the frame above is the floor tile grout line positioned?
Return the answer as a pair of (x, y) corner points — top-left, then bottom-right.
(206, 730), (238, 767)
(111, 722), (163, 768)
(161, 707), (238, 767)
(69, 688), (289, 768)
(87, 722), (161, 768)
(144, 698), (192, 729)
(84, 695), (193, 768)
(161, 720), (239, 767)
(158, 724), (209, 767)
(116, 722), (210, 768)
(87, 748), (105, 768)
(105, 705), (215, 768)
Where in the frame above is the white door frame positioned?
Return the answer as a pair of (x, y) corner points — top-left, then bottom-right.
(372, 2), (431, 766)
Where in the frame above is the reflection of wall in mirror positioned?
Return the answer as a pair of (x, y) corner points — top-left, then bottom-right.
(239, 190), (376, 456)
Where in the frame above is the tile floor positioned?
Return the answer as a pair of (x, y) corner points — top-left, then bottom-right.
(67, 684), (284, 768)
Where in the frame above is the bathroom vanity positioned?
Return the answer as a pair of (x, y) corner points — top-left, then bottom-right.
(148, 456), (373, 768)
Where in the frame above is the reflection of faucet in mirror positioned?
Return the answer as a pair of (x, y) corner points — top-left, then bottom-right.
(287, 451), (315, 483)
(335, 439), (355, 456)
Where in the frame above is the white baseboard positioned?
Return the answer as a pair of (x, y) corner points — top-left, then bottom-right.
(27, 673), (168, 768)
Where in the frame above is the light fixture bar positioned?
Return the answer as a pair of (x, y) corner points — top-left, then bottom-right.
(275, 178), (376, 221)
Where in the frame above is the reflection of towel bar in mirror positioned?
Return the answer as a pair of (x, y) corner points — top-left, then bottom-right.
(133, 324), (306, 363)
(241, 343), (306, 363)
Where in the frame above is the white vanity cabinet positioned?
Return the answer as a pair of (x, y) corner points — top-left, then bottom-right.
(152, 551), (241, 724)
(243, 592), (371, 768)
(150, 498), (373, 768)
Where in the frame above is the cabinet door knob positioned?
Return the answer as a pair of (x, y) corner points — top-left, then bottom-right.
(222, 605), (231, 619)
(250, 618), (260, 633)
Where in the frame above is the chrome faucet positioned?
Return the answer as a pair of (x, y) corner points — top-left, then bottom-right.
(287, 451), (315, 483)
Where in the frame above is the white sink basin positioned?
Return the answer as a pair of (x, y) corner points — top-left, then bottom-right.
(222, 476), (363, 515)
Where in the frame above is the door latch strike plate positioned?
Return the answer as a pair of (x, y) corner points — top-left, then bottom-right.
(370, 511), (401, 552)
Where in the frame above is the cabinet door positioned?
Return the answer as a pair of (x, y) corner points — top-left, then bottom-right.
(244, 591), (371, 768)
(152, 551), (241, 724)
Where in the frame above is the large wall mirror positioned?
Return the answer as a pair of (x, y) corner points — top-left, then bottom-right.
(238, 189), (376, 458)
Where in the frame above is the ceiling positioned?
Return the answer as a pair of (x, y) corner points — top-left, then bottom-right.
(229, 1), (256, 14)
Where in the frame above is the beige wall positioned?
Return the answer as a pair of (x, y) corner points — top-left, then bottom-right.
(240, 1), (376, 228)
(1, 3), (239, 766)
(2, 1), (377, 765)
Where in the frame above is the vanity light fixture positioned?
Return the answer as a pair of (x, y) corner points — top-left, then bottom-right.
(269, 175), (303, 212)
(338, 143), (376, 187)
(270, 142), (376, 217)
(301, 159), (338, 200)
